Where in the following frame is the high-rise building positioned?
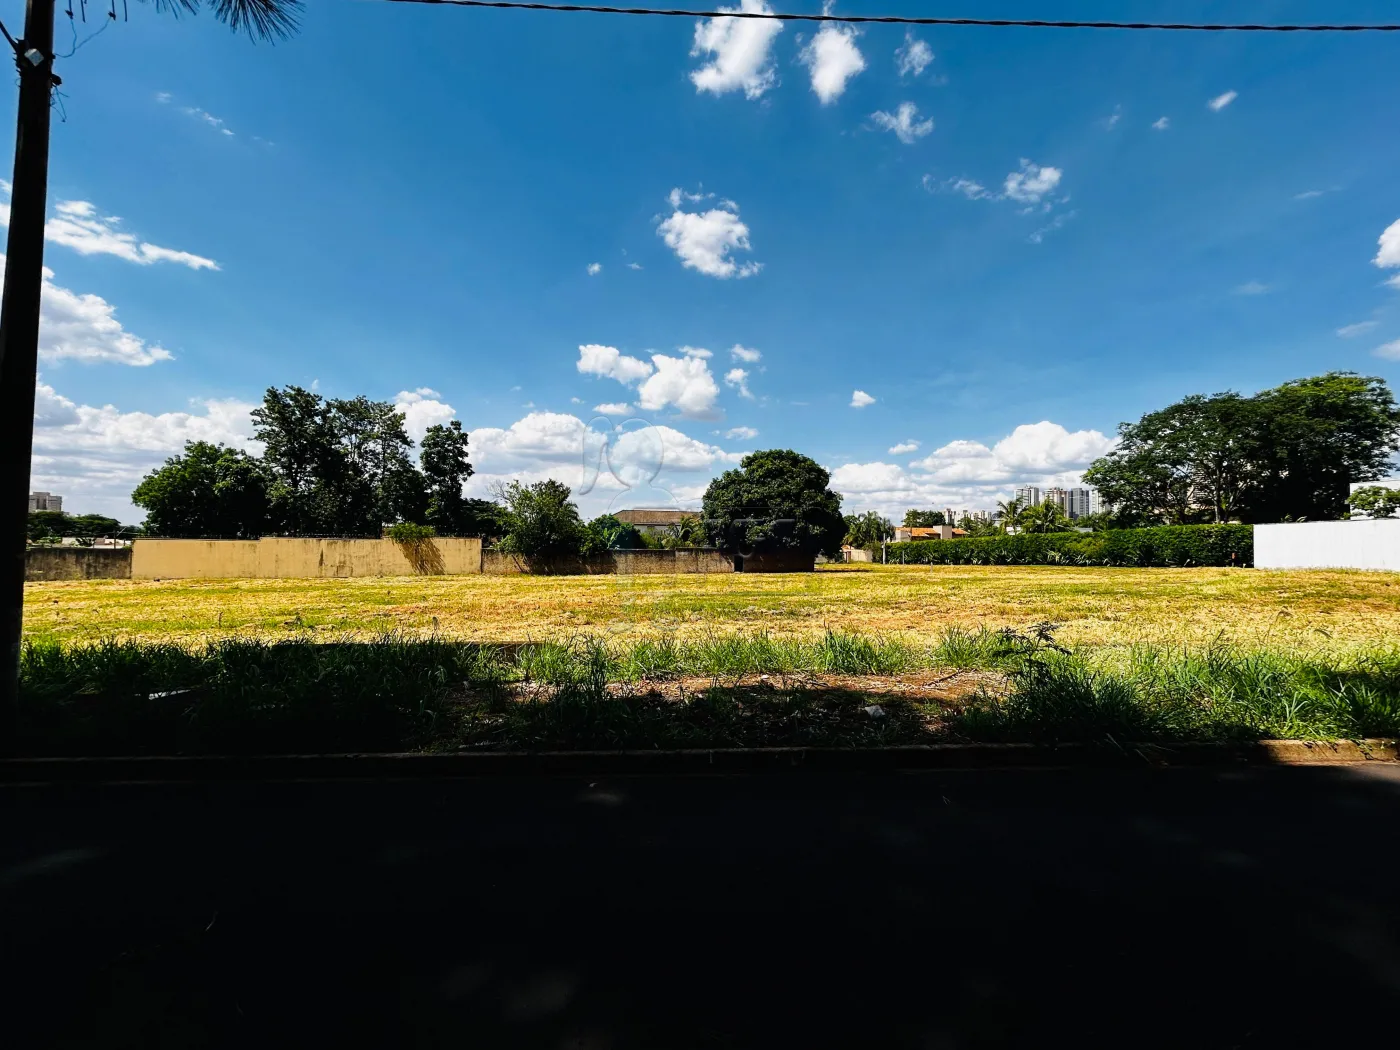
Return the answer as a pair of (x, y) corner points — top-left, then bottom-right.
(942, 507), (957, 524)
(1044, 487), (1069, 514)
(1067, 487), (1092, 519)
(1014, 486), (1041, 507)
(1088, 488), (1105, 516)
(28, 491), (62, 512)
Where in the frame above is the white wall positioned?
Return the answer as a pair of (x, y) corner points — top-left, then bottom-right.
(1255, 520), (1400, 571)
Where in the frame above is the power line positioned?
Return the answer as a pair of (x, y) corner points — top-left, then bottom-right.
(379, 0), (1400, 33)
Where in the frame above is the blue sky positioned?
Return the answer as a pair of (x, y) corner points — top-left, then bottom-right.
(11, 0), (1400, 522)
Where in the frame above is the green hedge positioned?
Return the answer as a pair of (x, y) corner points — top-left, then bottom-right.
(881, 524), (1253, 568)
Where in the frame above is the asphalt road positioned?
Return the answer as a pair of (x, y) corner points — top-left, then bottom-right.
(4, 765), (1400, 1048)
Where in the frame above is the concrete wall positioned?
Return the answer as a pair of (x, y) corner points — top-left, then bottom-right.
(25, 547), (133, 582)
(132, 537), (483, 580)
(482, 549), (733, 575)
(738, 550), (816, 573)
(1255, 520), (1400, 571)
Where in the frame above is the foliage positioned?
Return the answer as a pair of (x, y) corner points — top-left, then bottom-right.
(587, 514), (643, 550)
(493, 479), (590, 559)
(883, 524), (1253, 567)
(132, 442), (270, 538)
(1348, 486), (1400, 519)
(902, 509), (945, 527)
(148, 1), (303, 41)
(134, 386), (482, 538)
(1085, 372), (1400, 524)
(844, 510), (893, 548)
(27, 511), (130, 542)
(1018, 500), (1073, 534)
(385, 522), (436, 543)
(703, 449), (845, 556)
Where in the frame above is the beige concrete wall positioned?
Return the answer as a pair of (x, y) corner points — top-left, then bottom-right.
(132, 537), (483, 580)
(482, 548), (734, 575)
(26, 547), (133, 582)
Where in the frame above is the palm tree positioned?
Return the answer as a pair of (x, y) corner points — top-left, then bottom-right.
(148, 1), (301, 40)
(995, 497), (1025, 533)
(1020, 501), (1073, 534)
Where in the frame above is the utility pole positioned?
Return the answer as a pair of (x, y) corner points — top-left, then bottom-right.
(0, 0), (56, 747)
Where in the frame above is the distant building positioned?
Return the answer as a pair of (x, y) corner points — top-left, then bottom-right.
(614, 508), (698, 535)
(1044, 487), (1069, 514)
(1015, 486), (1041, 507)
(1067, 487), (1093, 519)
(28, 491), (62, 512)
(1088, 488), (1106, 516)
(893, 525), (966, 542)
(942, 507), (957, 524)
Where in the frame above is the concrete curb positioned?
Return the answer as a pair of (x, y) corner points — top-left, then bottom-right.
(1, 739), (1394, 784)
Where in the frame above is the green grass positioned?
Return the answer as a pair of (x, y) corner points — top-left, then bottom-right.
(15, 629), (1400, 756)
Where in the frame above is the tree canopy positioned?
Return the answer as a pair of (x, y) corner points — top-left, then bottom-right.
(902, 509), (946, 527)
(844, 511), (893, 548)
(1084, 372), (1400, 524)
(493, 480), (590, 560)
(703, 450), (845, 556)
(133, 386), (488, 538)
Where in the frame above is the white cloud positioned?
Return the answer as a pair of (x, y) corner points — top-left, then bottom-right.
(799, 18), (867, 105)
(181, 106), (233, 136)
(155, 91), (172, 104)
(1152, 116), (1170, 130)
(724, 425), (758, 440)
(689, 0), (783, 100)
(829, 420), (1116, 516)
(1233, 280), (1270, 296)
(1028, 210), (1075, 244)
(1003, 160), (1063, 204)
(1337, 321), (1378, 338)
(393, 388), (456, 444)
(637, 352), (722, 420)
(894, 32), (932, 77)
(1294, 189), (1324, 200)
(724, 366), (754, 399)
(937, 176), (991, 200)
(871, 102), (934, 144)
(594, 402), (633, 415)
(1375, 340), (1400, 361)
(657, 191), (761, 279)
(0, 193), (219, 270)
(1374, 219), (1400, 270)
(850, 389), (876, 408)
(0, 255), (173, 366)
(730, 344), (762, 363)
(577, 343), (655, 385)
(586, 262), (602, 275)
(31, 379), (258, 520)
(1208, 90), (1238, 112)
(1101, 105), (1122, 130)
(627, 262), (643, 270)
(680, 345), (713, 358)
(1389, 275), (1400, 291)
(888, 440), (920, 455)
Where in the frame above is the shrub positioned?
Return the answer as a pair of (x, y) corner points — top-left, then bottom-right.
(882, 524), (1253, 568)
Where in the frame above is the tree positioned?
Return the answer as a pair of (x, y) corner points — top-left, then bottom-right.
(330, 395), (423, 528)
(493, 480), (589, 559)
(588, 514), (643, 550)
(703, 450), (845, 557)
(957, 515), (999, 538)
(1019, 501), (1073, 534)
(844, 511), (893, 548)
(902, 509), (945, 527)
(995, 497), (1026, 532)
(419, 421), (479, 534)
(132, 442), (270, 538)
(251, 385), (347, 534)
(1350, 486), (1400, 519)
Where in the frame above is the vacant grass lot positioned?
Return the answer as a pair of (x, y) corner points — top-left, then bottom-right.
(22, 563), (1400, 652)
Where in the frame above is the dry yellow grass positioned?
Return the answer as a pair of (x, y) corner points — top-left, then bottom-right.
(22, 563), (1400, 653)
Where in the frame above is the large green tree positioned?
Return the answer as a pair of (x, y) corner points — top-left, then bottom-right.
(1085, 372), (1400, 524)
(844, 511), (894, 548)
(703, 450), (845, 556)
(902, 509), (946, 527)
(494, 479), (589, 559)
(419, 421), (481, 534)
(132, 441), (269, 538)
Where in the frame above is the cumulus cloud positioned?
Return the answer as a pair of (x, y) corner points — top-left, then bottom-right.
(1233, 280), (1270, 296)
(627, 262), (643, 270)
(689, 0), (783, 100)
(724, 425), (758, 440)
(871, 102), (934, 144)
(637, 352), (722, 419)
(894, 32), (932, 77)
(1337, 321), (1379, 338)
(0, 193), (219, 270)
(730, 344), (762, 363)
(31, 379), (258, 519)
(799, 16), (867, 105)
(577, 343), (655, 384)
(888, 440), (919, 455)
(829, 420), (1116, 516)
(1375, 340), (1400, 361)
(1208, 90), (1238, 111)
(724, 367), (754, 399)
(594, 402), (633, 415)
(1374, 219), (1400, 270)
(850, 389), (875, 408)
(1002, 160), (1063, 204)
(393, 388), (456, 444)
(1152, 116), (1170, 130)
(657, 190), (762, 279)
(0, 255), (173, 366)
(586, 262), (602, 275)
